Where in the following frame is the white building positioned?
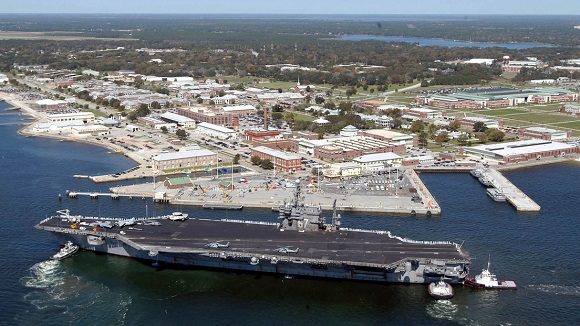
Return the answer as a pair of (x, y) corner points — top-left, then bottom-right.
(159, 112), (196, 129)
(464, 58), (495, 65)
(0, 73), (8, 83)
(211, 95), (238, 105)
(152, 149), (217, 171)
(340, 125), (359, 137)
(196, 122), (238, 140)
(221, 104), (256, 115)
(323, 162), (362, 178)
(36, 99), (68, 110)
(47, 112), (95, 124)
(313, 117), (330, 125)
(464, 140), (577, 163)
(353, 152), (402, 173)
(71, 125), (110, 136)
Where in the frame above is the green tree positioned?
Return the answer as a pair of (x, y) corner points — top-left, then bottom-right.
(260, 159), (274, 170)
(160, 126), (168, 134)
(176, 129), (187, 140)
(410, 120), (424, 133)
(315, 96), (325, 104)
(486, 129), (505, 142)
(473, 121), (487, 132)
(420, 80), (429, 87)
(392, 118), (403, 129)
(428, 123), (438, 136)
(435, 131), (449, 144)
(478, 133), (488, 144)
(250, 155), (263, 166)
(448, 120), (461, 132)
(418, 132), (428, 148)
(233, 154), (241, 165)
(458, 133), (469, 146)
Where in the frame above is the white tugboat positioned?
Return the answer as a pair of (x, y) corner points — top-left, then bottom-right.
(428, 279), (454, 300)
(51, 241), (79, 261)
(464, 258), (517, 290)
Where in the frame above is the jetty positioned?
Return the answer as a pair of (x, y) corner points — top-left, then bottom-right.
(66, 191), (151, 200)
(481, 169), (541, 212)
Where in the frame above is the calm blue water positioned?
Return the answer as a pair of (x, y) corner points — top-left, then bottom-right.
(336, 34), (556, 49)
(1, 101), (579, 325)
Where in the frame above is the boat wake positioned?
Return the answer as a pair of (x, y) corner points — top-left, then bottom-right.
(425, 300), (459, 321)
(18, 260), (132, 324)
(527, 284), (580, 297)
(426, 300), (479, 326)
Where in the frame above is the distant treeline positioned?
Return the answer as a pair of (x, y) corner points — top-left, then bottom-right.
(1, 15), (578, 87)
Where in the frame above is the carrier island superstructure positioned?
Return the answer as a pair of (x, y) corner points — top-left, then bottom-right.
(36, 181), (470, 284)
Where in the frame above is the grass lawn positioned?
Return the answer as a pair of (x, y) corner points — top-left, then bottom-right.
(82, 108), (107, 117)
(260, 81), (298, 90)
(480, 108), (528, 116)
(495, 119), (535, 128)
(551, 120), (580, 130)
(521, 104), (562, 112)
(510, 113), (578, 124)
(292, 112), (315, 122)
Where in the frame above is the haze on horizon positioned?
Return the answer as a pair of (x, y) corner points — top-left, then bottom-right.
(1, 0), (579, 16)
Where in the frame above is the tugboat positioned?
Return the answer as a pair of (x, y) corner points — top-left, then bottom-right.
(51, 241), (79, 261)
(428, 279), (454, 300)
(486, 188), (506, 202)
(464, 258), (517, 290)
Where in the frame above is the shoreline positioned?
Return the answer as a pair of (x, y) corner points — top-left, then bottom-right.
(1, 95), (141, 166)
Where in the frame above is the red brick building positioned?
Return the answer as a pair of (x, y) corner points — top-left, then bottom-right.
(177, 107), (239, 127)
(252, 139), (299, 152)
(251, 146), (302, 172)
(243, 130), (282, 143)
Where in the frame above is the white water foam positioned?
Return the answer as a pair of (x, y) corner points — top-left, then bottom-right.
(426, 300), (481, 326)
(527, 284), (580, 297)
(19, 260), (132, 325)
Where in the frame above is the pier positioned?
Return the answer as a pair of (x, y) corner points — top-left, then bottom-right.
(67, 191), (151, 200)
(481, 169), (541, 212)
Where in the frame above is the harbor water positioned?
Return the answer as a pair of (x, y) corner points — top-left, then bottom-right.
(0, 102), (579, 325)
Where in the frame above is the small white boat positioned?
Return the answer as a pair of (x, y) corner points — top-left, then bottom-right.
(478, 176), (493, 187)
(470, 169), (483, 178)
(486, 188), (506, 202)
(428, 280), (454, 300)
(51, 241), (79, 261)
(169, 212), (188, 221)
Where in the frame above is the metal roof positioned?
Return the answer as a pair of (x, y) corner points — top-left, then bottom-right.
(153, 149), (216, 162)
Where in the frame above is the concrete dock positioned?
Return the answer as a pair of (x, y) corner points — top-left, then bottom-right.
(484, 169), (541, 212)
(105, 171), (441, 216)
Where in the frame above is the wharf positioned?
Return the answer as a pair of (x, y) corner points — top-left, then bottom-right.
(405, 170), (441, 215)
(67, 191), (151, 200)
(484, 169), (541, 212)
(415, 167), (473, 173)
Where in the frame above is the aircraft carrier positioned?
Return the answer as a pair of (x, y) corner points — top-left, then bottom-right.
(36, 181), (470, 284)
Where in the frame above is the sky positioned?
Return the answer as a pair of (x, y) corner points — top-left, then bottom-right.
(1, 0), (579, 15)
